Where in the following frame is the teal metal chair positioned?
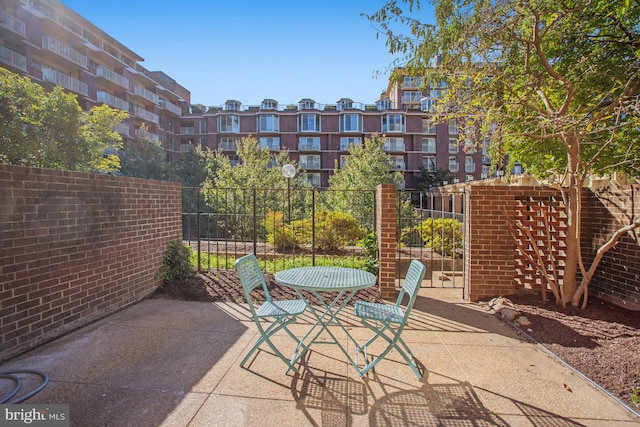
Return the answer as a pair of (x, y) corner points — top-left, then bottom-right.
(353, 259), (427, 378)
(235, 254), (308, 370)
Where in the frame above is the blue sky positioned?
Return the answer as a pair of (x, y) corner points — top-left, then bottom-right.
(61, 1), (431, 107)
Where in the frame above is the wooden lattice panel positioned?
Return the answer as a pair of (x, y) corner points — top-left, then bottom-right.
(513, 195), (567, 291)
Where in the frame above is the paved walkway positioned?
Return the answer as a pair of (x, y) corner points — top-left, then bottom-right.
(1, 288), (638, 426)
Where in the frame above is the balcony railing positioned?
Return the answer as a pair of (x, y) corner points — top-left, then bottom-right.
(465, 163), (476, 173)
(114, 122), (130, 137)
(42, 66), (88, 96)
(136, 128), (160, 143)
(390, 160), (406, 170)
(134, 85), (159, 104)
(299, 159), (321, 170)
(218, 141), (237, 151)
(298, 141), (321, 151)
(42, 35), (87, 68)
(131, 105), (159, 124)
(0, 10), (26, 37)
(180, 127), (195, 135)
(97, 90), (129, 111)
(159, 99), (182, 116)
(0, 45), (27, 72)
(383, 141), (405, 152)
(96, 66), (129, 89)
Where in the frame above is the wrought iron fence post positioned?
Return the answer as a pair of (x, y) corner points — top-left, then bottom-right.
(312, 188), (316, 266)
(253, 188), (257, 255)
(196, 188), (201, 271)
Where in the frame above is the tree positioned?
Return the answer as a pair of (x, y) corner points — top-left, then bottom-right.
(201, 136), (301, 240)
(325, 134), (404, 229)
(0, 67), (127, 173)
(416, 167), (455, 190)
(368, 0), (640, 307)
(119, 124), (176, 181)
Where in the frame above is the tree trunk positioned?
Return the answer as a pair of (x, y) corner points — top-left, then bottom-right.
(562, 141), (581, 306)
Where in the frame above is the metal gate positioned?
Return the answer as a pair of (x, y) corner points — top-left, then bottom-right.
(397, 189), (466, 290)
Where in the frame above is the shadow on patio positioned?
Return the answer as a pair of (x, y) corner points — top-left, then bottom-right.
(1, 288), (636, 426)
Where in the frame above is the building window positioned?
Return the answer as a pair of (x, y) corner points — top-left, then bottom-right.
(466, 175), (474, 182)
(304, 173), (321, 188)
(465, 156), (475, 173)
(219, 137), (238, 151)
(340, 137), (362, 151)
(337, 98), (353, 110)
(448, 138), (458, 153)
(199, 121), (207, 134)
(219, 115), (239, 133)
(340, 114), (362, 132)
(225, 100), (240, 111)
(299, 137), (320, 151)
(422, 119), (436, 134)
(383, 137), (405, 152)
(402, 76), (422, 88)
(258, 114), (279, 132)
(422, 156), (436, 171)
(228, 155), (240, 166)
(403, 91), (422, 104)
(300, 154), (321, 170)
(421, 137), (436, 153)
(448, 120), (459, 135)
(261, 99), (277, 110)
(421, 97), (437, 112)
(340, 155), (349, 168)
(299, 114), (319, 132)
(259, 137), (280, 151)
(449, 156), (459, 172)
(376, 98), (392, 111)
(389, 155), (405, 170)
(299, 99), (315, 110)
(382, 114), (405, 132)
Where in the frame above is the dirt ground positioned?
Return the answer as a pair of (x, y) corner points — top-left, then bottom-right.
(152, 270), (640, 410)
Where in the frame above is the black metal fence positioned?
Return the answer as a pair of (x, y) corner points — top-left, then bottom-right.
(397, 189), (467, 289)
(182, 186), (376, 271)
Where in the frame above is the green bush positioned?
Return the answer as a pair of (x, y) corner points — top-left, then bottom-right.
(417, 218), (463, 258)
(264, 210), (303, 249)
(291, 211), (364, 252)
(400, 225), (424, 248)
(156, 240), (196, 284)
(359, 232), (379, 275)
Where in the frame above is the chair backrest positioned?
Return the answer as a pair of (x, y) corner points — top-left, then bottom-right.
(235, 254), (272, 309)
(395, 260), (427, 312)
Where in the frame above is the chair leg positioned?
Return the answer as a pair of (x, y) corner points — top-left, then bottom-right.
(240, 316), (301, 372)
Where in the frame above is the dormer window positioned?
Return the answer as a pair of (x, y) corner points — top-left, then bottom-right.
(225, 100), (241, 111)
(298, 98), (316, 110)
(337, 98), (353, 111)
(261, 99), (278, 110)
(376, 98), (391, 111)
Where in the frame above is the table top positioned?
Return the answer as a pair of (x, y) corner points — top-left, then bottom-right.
(275, 266), (377, 292)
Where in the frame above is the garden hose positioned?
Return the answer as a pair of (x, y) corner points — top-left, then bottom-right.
(0, 369), (49, 404)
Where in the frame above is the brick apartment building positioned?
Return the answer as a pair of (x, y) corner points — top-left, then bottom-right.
(0, 0), (512, 189)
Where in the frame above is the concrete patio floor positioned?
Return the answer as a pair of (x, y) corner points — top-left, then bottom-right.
(1, 287), (638, 426)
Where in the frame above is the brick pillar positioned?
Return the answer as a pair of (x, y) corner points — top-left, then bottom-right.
(377, 184), (397, 300)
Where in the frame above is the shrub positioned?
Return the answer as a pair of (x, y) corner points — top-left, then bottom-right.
(400, 225), (424, 248)
(264, 210), (303, 249)
(295, 211), (364, 252)
(417, 218), (463, 258)
(156, 240), (196, 284)
(359, 232), (379, 275)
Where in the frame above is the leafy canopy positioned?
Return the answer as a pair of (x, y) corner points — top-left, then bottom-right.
(0, 67), (128, 173)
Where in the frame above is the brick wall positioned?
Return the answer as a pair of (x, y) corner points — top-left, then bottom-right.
(463, 182), (640, 308)
(0, 165), (182, 360)
(464, 184), (561, 301)
(582, 184), (640, 309)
